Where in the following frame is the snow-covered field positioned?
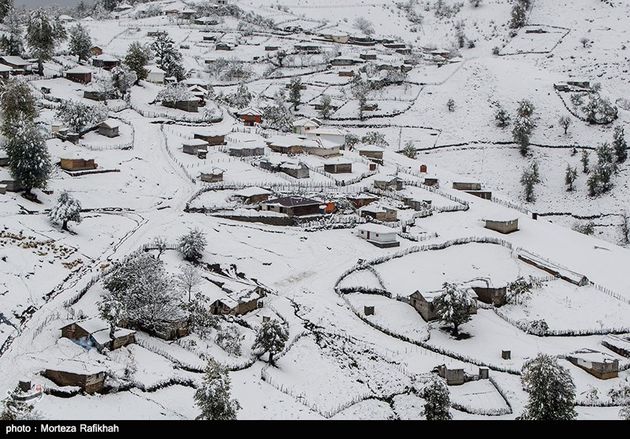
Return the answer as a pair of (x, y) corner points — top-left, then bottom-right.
(0, 0), (629, 421)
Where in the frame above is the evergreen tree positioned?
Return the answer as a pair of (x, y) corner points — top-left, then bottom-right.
(318, 94), (332, 119)
(0, 79), (37, 136)
(288, 77), (302, 110)
(612, 125), (627, 163)
(351, 76), (369, 120)
(0, 8), (24, 56)
(620, 212), (630, 246)
(516, 99), (535, 118)
(102, 0), (120, 12)
(194, 359), (240, 420)
(510, 2), (526, 29)
(0, 0), (12, 22)
(111, 64), (137, 98)
(433, 282), (475, 335)
(565, 165), (577, 192)
(125, 41), (151, 83)
(49, 191), (82, 232)
(151, 33), (185, 81)
(252, 319), (288, 366)
(423, 376), (451, 420)
(68, 23), (92, 62)
(581, 150), (589, 173)
(512, 115), (534, 156)
(494, 104), (511, 128)
(178, 228), (207, 263)
(520, 161), (540, 202)
(4, 118), (51, 197)
(587, 142), (616, 196)
(262, 90), (294, 131)
(519, 354), (576, 420)
(26, 9), (67, 75)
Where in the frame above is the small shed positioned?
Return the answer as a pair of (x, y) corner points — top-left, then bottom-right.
(228, 144), (265, 157)
(566, 349), (619, 379)
(147, 66), (166, 84)
(199, 168), (224, 183)
(261, 196), (321, 217)
(484, 218), (519, 234)
(182, 139), (209, 157)
(356, 223), (399, 248)
(601, 335), (630, 358)
(452, 182), (481, 191)
(358, 145), (384, 163)
(237, 107), (263, 126)
(65, 66), (92, 84)
(233, 187), (272, 204)
(360, 204), (397, 222)
(324, 159), (353, 174)
(194, 131), (226, 146)
(92, 54), (120, 71)
(347, 193), (379, 208)
(98, 119), (121, 138)
(279, 161), (309, 179)
(373, 175), (403, 191)
(60, 157), (97, 172)
(436, 365), (466, 386)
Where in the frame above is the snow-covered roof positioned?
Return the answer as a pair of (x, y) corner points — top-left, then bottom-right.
(100, 119), (121, 130)
(348, 193), (379, 200)
(358, 144), (383, 152)
(357, 223), (397, 234)
(0, 65), (12, 72)
(264, 196), (320, 207)
(267, 134), (317, 148)
(293, 118), (320, 128)
(147, 65), (166, 74)
(0, 56), (30, 67)
(238, 107), (263, 116)
(568, 348), (619, 364)
(234, 187), (272, 198)
(183, 139), (209, 148)
(46, 359), (105, 376)
(325, 158), (352, 166)
(94, 54), (119, 62)
(65, 66), (93, 74)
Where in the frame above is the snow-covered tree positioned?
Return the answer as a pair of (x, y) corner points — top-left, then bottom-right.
(520, 161), (540, 202)
(178, 228), (207, 263)
(354, 17), (374, 36)
(252, 319), (288, 366)
(3, 118), (51, 198)
(176, 263), (201, 303)
(582, 93), (618, 125)
(111, 64), (137, 98)
(513, 115), (534, 156)
(620, 212), (630, 246)
(565, 165), (577, 192)
(157, 83), (195, 106)
(216, 82), (251, 109)
(0, 0), (12, 21)
(56, 101), (108, 135)
(26, 9), (67, 75)
(0, 8), (24, 56)
(516, 99), (535, 118)
(68, 23), (92, 62)
(318, 94), (332, 120)
(195, 359), (240, 420)
(519, 354), (576, 420)
(181, 293), (219, 339)
(49, 191), (82, 232)
(581, 150), (590, 173)
(351, 77), (370, 120)
(0, 79), (37, 135)
(362, 131), (388, 147)
(101, 251), (181, 333)
(510, 2), (527, 29)
(433, 282), (475, 336)
(151, 33), (185, 81)
(0, 387), (41, 421)
(588, 142), (616, 196)
(288, 77), (302, 110)
(215, 326), (242, 356)
(559, 115), (571, 135)
(506, 276), (542, 305)
(612, 125), (627, 163)
(125, 41), (151, 83)
(446, 98), (455, 112)
(150, 236), (168, 259)
(494, 104), (511, 128)
(423, 376), (451, 420)
(402, 141), (417, 159)
(262, 90), (294, 132)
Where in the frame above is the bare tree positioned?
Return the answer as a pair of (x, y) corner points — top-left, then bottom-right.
(177, 263), (202, 303)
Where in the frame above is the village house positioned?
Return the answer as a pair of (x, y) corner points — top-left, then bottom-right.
(146, 66), (166, 84)
(359, 204), (398, 222)
(199, 168), (224, 183)
(188, 85), (208, 106)
(65, 66), (92, 84)
(237, 107), (263, 126)
(0, 56), (31, 74)
(471, 285), (508, 307)
(60, 318), (136, 352)
(0, 64), (11, 79)
(207, 281), (267, 316)
(435, 365), (466, 386)
(83, 87), (108, 101)
(484, 218), (519, 234)
(467, 190), (492, 200)
(163, 96), (201, 113)
(98, 119), (121, 138)
(324, 158), (353, 174)
(261, 196), (322, 217)
(195, 16), (220, 26)
(92, 54), (120, 71)
(293, 118), (321, 135)
(517, 249), (589, 286)
(229, 143), (265, 157)
(182, 139), (209, 158)
(402, 196), (432, 212)
(373, 174), (404, 191)
(347, 193), (379, 208)
(360, 51), (378, 61)
(356, 223), (399, 248)
(232, 187), (272, 204)
(452, 181), (482, 191)
(566, 349), (620, 379)
(90, 46), (103, 57)
(409, 288), (478, 322)
(194, 130), (226, 146)
(601, 335), (630, 358)
(60, 156), (98, 172)
(43, 361), (106, 394)
(279, 161), (310, 179)
(424, 177), (439, 187)
(216, 42), (235, 51)
(330, 56), (363, 66)
(180, 8), (196, 19)
(266, 135), (306, 155)
(358, 145), (384, 163)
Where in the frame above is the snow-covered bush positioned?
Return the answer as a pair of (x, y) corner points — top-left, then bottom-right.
(56, 101), (107, 134)
(194, 359), (240, 420)
(181, 293), (219, 339)
(433, 282), (476, 335)
(581, 93), (618, 125)
(422, 376), (451, 420)
(361, 131), (388, 147)
(525, 319), (549, 336)
(252, 319), (288, 365)
(215, 325), (242, 356)
(206, 58), (253, 82)
(178, 228), (207, 263)
(48, 191), (82, 232)
(157, 83), (195, 106)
